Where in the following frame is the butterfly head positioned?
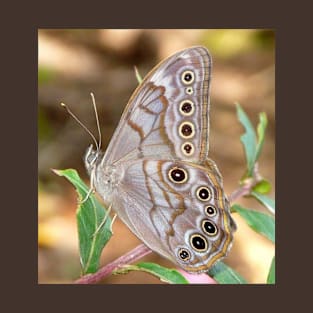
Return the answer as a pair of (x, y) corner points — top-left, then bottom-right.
(84, 144), (101, 175)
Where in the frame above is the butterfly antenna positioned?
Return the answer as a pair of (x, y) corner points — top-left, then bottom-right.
(60, 102), (99, 150)
(90, 92), (102, 151)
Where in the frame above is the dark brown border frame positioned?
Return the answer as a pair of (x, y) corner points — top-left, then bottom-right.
(4, 0), (308, 311)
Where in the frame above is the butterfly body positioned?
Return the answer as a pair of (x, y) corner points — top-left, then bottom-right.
(85, 46), (236, 273)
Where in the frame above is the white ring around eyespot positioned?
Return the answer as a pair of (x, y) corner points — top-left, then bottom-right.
(196, 186), (212, 202)
(201, 220), (218, 236)
(190, 233), (208, 252)
(168, 167), (188, 184)
(181, 142), (195, 156)
(179, 100), (195, 116)
(181, 70), (195, 85)
(185, 87), (194, 95)
(177, 247), (191, 262)
(179, 121), (195, 139)
(205, 205), (217, 217)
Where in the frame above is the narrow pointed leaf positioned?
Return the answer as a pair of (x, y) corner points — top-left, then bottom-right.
(115, 262), (189, 284)
(54, 169), (112, 274)
(232, 204), (275, 243)
(236, 104), (268, 179)
(255, 112), (268, 161)
(267, 256), (275, 284)
(134, 66), (143, 84)
(208, 261), (247, 284)
(251, 191), (275, 214)
(236, 103), (257, 177)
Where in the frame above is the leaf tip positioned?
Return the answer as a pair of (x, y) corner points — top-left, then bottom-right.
(134, 66), (143, 84)
(51, 168), (61, 175)
(235, 101), (242, 111)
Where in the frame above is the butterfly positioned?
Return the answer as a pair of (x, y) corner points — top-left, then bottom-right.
(84, 46), (236, 273)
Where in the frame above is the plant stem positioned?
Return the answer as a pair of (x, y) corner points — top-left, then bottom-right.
(229, 163), (260, 202)
(229, 179), (254, 202)
(75, 243), (152, 284)
(75, 178), (256, 284)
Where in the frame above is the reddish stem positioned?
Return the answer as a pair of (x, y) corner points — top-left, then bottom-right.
(75, 244), (152, 284)
(229, 180), (254, 202)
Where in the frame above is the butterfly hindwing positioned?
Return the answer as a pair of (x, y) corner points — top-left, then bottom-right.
(111, 158), (235, 272)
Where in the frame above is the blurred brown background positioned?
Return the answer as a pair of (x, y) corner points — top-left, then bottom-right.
(38, 29), (275, 284)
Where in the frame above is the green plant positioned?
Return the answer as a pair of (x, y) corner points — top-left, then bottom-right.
(54, 102), (275, 284)
(55, 68), (274, 284)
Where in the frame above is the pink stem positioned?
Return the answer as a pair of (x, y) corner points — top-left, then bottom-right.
(75, 244), (152, 284)
(229, 180), (254, 202)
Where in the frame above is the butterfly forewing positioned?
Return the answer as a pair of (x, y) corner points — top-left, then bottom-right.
(102, 46), (212, 166)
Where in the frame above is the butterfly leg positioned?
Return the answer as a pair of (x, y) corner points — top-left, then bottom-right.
(93, 203), (113, 237)
(79, 187), (95, 204)
(79, 164), (97, 204)
(110, 214), (117, 234)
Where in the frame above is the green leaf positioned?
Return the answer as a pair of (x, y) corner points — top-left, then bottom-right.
(115, 262), (189, 284)
(255, 112), (268, 161)
(236, 103), (257, 177)
(208, 261), (247, 284)
(232, 204), (275, 243)
(134, 66), (143, 84)
(251, 191), (275, 214)
(236, 104), (268, 178)
(252, 179), (271, 194)
(267, 256), (275, 284)
(54, 169), (112, 274)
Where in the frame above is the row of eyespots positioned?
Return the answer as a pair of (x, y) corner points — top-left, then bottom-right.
(177, 218), (218, 261)
(167, 166), (219, 261)
(186, 192), (218, 255)
(179, 70), (196, 156)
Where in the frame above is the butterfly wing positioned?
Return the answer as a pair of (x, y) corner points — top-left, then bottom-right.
(93, 46), (236, 272)
(112, 158), (236, 273)
(103, 46), (212, 166)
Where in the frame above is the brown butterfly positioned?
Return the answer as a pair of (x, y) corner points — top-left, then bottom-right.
(85, 46), (236, 273)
